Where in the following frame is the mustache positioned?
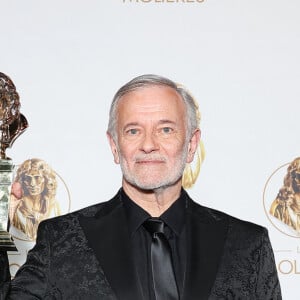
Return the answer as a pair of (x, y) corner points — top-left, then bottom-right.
(134, 155), (167, 162)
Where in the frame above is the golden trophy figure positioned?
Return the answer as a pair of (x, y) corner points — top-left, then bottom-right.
(0, 72), (28, 251)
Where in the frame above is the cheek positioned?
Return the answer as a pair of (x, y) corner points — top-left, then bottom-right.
(163, 144), (186, 160)
(119, 140), (139, 158)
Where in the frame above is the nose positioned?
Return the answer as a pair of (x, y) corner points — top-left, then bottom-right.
(30, 177), (36, 187)
(140, 132), (159, 153)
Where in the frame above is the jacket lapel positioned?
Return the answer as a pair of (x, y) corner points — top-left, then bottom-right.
(183, 199), (229, 300)
(79, 196), (143, 300)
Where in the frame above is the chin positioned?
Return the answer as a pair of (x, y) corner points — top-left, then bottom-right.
(135, 182), (164, 190)
(133, 178), (181, 191)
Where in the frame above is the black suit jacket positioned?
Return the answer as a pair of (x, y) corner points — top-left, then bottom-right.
(1, 190), (281, 299)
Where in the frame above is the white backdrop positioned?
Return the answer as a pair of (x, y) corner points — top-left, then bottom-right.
(1, 1), (299, 299)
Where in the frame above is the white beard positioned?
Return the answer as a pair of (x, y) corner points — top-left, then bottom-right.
(118, 142), (189, 191)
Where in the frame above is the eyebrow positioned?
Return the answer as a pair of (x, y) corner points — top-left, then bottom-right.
(123, 120), (177, 129)
(157, 119), (177, 125)
(123, 122), (140, 129)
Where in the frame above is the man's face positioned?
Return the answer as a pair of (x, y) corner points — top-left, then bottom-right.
(108, 85), (199, 190)
(23, 169), (45, 196)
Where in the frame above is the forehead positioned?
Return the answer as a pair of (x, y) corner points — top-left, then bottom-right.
(25, 168), (43, 176)
(116, 85), (186, 119)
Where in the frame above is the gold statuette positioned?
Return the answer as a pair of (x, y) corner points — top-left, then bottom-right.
(0, 72), (28, 251)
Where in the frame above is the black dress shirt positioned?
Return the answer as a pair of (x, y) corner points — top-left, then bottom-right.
(121, 188), (187, 300)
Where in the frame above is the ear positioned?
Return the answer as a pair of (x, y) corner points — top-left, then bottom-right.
(106, 132), (120, 164)
(186, 129), (201, 164)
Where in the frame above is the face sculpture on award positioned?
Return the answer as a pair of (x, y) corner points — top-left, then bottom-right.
(0, 72), (28, 251)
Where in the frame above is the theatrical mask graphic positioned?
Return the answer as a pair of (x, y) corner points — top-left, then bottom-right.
(269, 157), (300, 233)
(11, 159), (61, 241)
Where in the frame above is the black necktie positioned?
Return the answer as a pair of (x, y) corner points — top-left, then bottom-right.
(143, 218), (179, 300)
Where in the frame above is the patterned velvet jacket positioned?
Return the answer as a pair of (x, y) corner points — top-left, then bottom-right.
(0, 190), (281, 299)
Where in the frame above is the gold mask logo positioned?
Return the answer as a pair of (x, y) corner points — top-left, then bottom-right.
(263, 157), (300, 238)
(8, 158), (71, 277)
(10, 158), (71, 242)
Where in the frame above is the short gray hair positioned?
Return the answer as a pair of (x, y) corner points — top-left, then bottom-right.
(107, 74), (199, 140)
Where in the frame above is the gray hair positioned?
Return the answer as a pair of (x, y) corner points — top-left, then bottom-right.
(107, 74), (199, 141)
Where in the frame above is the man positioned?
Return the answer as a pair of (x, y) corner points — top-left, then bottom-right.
(1, 74), (281, 299)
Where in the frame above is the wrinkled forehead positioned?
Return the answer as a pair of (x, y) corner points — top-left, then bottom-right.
(116, 86), (186, 115)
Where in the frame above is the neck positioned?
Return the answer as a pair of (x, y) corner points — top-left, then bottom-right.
(122, 178), (182, 217)
(25, 195), (41, 207)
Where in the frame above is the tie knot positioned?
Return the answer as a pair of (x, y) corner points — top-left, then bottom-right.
(143, 218), (164, 236)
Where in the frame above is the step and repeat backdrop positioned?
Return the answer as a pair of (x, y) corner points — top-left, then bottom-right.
(1, 1), (299, 299)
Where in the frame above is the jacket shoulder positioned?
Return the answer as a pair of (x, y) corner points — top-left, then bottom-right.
(39, 190), (122, 228)
(188, 196), (266, 235)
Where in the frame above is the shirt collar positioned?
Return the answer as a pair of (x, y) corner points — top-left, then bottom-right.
(121, 188), (187, 237)
(160, 189), (187, 236)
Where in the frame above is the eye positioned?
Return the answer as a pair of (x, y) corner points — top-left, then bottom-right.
(35, 176), (43, 183)
(24, 175), (32, 183)
(126, 128), (139, 135)
(161, 127), (173, 134)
